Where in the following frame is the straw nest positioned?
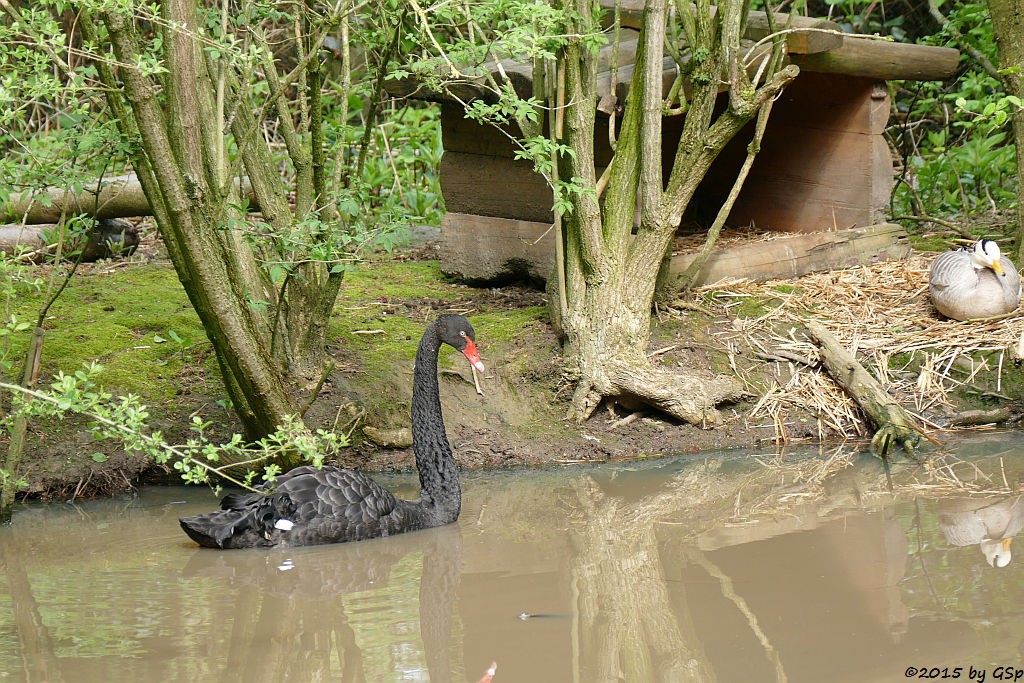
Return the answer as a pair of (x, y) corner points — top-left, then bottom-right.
(666, 251), (1023, 444)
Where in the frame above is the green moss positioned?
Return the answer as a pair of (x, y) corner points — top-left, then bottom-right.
(470, 306), (547, 344)
(344, 260), (458, 301)
(5, 265), (212, 403)
(888, 352), (914, 370)
(328, 257), (549, 376)
(771, 284), (802, 295)
(731, 296), (770, 318)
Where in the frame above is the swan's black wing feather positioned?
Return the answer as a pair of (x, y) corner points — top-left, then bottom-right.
(179, 465), (399, 549)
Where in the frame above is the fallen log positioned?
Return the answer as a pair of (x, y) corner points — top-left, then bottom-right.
(0, 219), (139, 262)
(804, 320), (921, 458)
(1, 175), (258, 225)
(945, 408), (1011, 428)
(1, 175), (150, 224)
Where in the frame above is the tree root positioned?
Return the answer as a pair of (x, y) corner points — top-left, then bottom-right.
(569, 357), (746, 425)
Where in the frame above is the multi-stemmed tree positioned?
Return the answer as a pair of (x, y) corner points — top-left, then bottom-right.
(412, 0), (798, 423)
(1, 0), (409, 442)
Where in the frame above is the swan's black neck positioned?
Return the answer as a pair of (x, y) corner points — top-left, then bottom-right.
(411, 321), (460, 522)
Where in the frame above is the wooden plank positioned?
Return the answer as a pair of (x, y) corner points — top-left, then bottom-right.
(441, 152), (608, 223)
(440, 153), (555, 223)
(440, 212), (908, 285)
(697, 73), (890, 232)
(669, 223), (910, 285)
(744, 12), (843, 55)
(441, 102), (618, 167)
(709, 125), (878, 231)
(598, 0), (843, 55)
(792, 37), (960, 81)
(440, 213), (554, 282)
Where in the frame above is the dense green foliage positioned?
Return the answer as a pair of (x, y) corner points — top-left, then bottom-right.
(816, 1), (1019, 233)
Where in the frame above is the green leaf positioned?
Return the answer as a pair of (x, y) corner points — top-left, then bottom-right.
(91, 453), (108, 463)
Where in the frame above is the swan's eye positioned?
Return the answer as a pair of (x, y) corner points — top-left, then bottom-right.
(460, 330), (466, 337)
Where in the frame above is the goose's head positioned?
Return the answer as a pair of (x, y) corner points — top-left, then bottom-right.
(981, 537), (1013, 568)
(970, 239), (1006, 277)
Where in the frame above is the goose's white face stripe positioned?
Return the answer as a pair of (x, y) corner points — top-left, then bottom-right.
(972, 240), (1004, 273)
(274, 518), (295, 531)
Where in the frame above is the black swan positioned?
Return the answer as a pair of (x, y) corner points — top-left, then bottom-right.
(179, 314), (484, 549)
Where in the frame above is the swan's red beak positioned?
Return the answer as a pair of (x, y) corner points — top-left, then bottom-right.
(462, 338), (485, 372)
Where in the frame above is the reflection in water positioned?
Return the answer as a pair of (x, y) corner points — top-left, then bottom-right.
(180, 523), (462, 682)
(938, 495), (1024, 567)
(2, 435), (1024, 681)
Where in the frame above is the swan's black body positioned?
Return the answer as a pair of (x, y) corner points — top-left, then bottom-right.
(179, 315), (482, 549)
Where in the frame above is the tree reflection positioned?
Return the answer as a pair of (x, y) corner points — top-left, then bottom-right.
(0, 538), (64, 682)
(180, 523), (463, 681)
(568, 475), (714, 682)
(561, 452), (1024, 681)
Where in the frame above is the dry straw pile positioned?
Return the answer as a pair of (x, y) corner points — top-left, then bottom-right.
(677, 253), (1023, 442)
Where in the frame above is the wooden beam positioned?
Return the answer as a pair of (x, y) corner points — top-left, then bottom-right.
(598, 0), (843, 54)
(744, 12), (843, 55)
(669, 223), (909, 285)
(440, 213), (554, 282)
(792, 37), (960, 81)
(439, 212), (909, 285)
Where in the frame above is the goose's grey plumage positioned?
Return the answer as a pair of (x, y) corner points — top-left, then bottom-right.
(179, 314), (485, 549)
(929, 239), (1021, 320)
(938, 495), (1024, 568)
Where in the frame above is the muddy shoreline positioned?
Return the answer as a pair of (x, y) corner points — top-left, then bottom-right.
(9, 230), (1023, 502)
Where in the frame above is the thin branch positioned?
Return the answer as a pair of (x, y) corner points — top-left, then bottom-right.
(927, 0), (1009, 87)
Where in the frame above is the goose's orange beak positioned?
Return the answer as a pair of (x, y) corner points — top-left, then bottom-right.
(1002, 537), (1013, 552)
(992, 259), (1006, 276)
(462, 338), (485, 372)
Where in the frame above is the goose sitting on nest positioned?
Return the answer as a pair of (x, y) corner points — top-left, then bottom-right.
(928, 239), (1021, 321)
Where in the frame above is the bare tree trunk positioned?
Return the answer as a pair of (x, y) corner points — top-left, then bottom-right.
(986, 0), (1024, 262)
(100, 8), (299, 442)
(551, 0), (797, 423)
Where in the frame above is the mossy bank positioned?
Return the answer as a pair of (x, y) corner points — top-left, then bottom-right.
(5, 238), (1020, 501)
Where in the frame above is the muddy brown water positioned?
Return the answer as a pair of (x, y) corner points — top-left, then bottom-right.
(3, 435), (1024, 682)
